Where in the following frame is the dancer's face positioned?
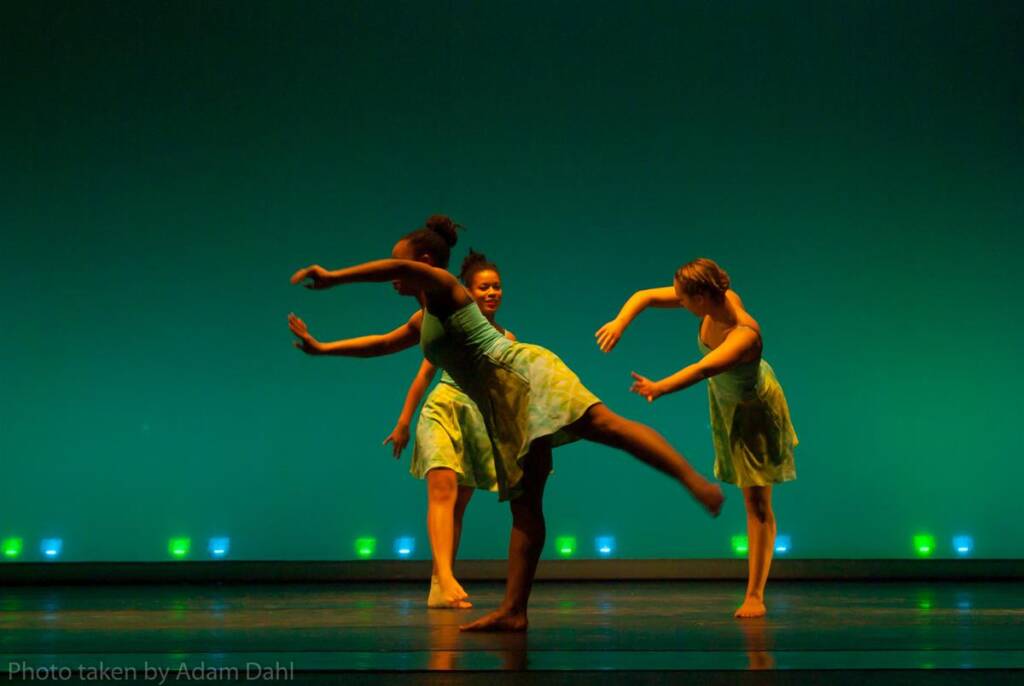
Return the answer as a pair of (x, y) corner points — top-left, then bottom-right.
(674, 280), (706, 317)
(468, 269), (503, 316)
(390, 239), (429, 296)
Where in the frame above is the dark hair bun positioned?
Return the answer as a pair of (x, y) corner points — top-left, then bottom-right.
(460, 249), (488, 273)
(424, 215), (461, 247)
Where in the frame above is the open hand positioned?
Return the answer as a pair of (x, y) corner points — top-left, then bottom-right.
(629, 371), (664, 402)
(290, 264), (330, 289)
(383, 423), (411, 459)
(288, 313), (323, 355)
(595, 319), (626, 353)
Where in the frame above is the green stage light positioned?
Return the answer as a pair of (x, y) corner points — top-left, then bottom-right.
(168, 537), (191, 559)
(555, 536), (576, 557)
(355, 537), (376, 558)
(731, 535), (749, 556)
(913, 534), (935, 557)
(2, 538), (23, 559)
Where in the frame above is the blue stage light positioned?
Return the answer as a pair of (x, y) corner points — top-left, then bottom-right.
(775, 535), (792, 554)
(394, 537), (415, 557)
(41, 538), (63, 559)
(595, 536), (615, 556)
(953, 535), (973, 556)
(208, 537), (230, 558)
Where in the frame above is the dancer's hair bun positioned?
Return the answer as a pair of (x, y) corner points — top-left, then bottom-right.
(675, 258), (731, 302)
(424, 215), (461, 247)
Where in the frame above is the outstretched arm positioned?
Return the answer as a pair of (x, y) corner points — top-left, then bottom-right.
(289, 310), (423, 357)
(291, 259), (457, 293)
(383, 358), (439, 458)
(596, 286), (681, 352)
(630, 326), (760, 401)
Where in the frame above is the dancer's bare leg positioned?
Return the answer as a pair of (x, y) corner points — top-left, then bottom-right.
(452, 485), (473, 562)
(460, 438), (552, 632)
(447, 485), (474, 601)
(569, 403), (724, 515)
(426, 468), (471, 608)
(735, 485), (774, 618)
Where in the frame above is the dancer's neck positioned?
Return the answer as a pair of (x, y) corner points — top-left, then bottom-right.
(706, 299), (738, 328)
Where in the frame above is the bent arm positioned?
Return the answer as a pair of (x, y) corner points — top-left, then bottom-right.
(615, 286), (681, 325)
(597, 286), (680, 352)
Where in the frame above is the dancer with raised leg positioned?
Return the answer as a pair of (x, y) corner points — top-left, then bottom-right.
(596, 258), (797, 618)
(383, 249), (514, 610)
(289, 217), (724, 632)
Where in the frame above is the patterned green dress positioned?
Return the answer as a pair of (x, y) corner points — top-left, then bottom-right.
(700, 326), (798, 488)
(420, 301), (601, 501)
(408, 369), (499, 492)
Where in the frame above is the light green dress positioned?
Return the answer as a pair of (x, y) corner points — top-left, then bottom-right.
(420, 301), (601, 501)
(700, 326), (798, 488)
(409, 369), (499, 492)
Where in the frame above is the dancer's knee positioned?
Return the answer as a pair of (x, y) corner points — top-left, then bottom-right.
(522, 439), (553, 482)
(574, 404), (628, 443)
(510, 497), (546, 531)
(454, 487), (474, 518)
(743, 487), (771, 523)
(427, 469), (459, 504)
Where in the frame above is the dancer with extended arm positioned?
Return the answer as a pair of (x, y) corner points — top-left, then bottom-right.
(383, 249), (515, 610)
(289, 217), (723, 632)
(596, 258), (797, 618)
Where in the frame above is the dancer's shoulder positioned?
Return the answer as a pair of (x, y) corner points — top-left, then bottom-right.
(407, 309), (425, 329)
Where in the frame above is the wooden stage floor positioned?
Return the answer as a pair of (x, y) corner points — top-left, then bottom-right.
(2, 581), (1023, 683)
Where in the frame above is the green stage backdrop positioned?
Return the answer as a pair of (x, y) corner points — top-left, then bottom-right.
(2, 1), (1021, 561)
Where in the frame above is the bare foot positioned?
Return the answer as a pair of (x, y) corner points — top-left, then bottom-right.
(459, 607), (528, 632)
(700, 484), (725, 517)
(734, 597), (767, 618)
(428, 575), (472, 609)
